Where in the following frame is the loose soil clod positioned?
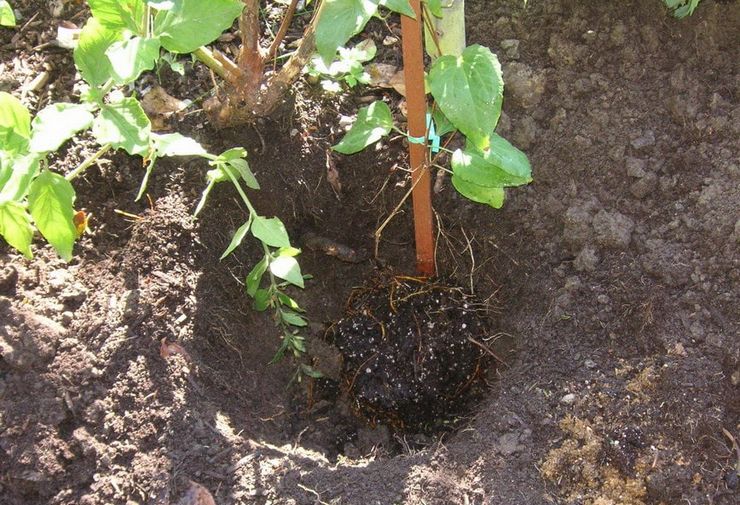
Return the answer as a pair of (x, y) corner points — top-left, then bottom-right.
(330, 275), (489, 429)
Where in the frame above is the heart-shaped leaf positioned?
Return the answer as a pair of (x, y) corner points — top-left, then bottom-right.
(451, 134), (532, 188)
(451, 176), (505, 209)
(428, 44), (503, 150)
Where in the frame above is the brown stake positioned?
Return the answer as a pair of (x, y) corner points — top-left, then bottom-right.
(401, 0), (435, 276)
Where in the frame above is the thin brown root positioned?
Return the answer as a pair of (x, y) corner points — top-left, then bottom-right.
(467, 336), (507, 366)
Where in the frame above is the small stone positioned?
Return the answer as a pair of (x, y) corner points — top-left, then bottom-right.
(582, 30), (597, 43)
(500, 39), (520, 59)
(61, 311), (74, 327)
(630, 131), (656, 150)
(731, 369), (740, 386)
(560, 393), (576, 405)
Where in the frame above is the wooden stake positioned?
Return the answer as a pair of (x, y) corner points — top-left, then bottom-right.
(401, 0), (436, 277)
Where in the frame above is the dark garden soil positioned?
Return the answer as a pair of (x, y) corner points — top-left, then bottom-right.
(1, 1), (739, 504)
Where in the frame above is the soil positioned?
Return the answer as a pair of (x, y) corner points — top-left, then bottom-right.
(1, 1), (739, 504)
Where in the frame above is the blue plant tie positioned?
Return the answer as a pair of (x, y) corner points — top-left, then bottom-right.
(407, 113), (441, 154)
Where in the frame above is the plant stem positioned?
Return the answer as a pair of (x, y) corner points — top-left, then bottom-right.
(223, 166), (257, 215)
(65, 143), (112, 181)
(192, 47), (231, 81)
(237, 0), (265, 90)
(222, 166), (286, 335)
(266, 0), (299, 62)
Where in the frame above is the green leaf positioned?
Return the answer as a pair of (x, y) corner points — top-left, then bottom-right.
(269, 256), (304, 288)
(300, 364), (324, 378)
(432, 107), (456, 136)
(0, 0), (16, 27)
(74, 17), (124, 87)
(281, 309), (308, 327)
(665, 0), (701, 17)
(194, 169), (225, 216)
(217, 147), (247, 161)
(379, 0), (415, 18)
(253, 288), (271, 311)
(136, 155), (157, 201)
(290, 333), (306, 353)
(160, 51), (185, 75)
(87, 0), (146, 32)
(30, 103), (94, 153)
(346, 38), (377, 63)
(277, 247), (301, 257)
(332, 101), (393, 154)
(220, 218), (251, 260)
(451, 135), (532, 188)
(0, 201), (33, 258)
(277, 292), (303, 311)
(28, 171), (77, 261)
(154, 0), (244, 54)
(227, 158), (260, 190)
(92, 98), (151, 155)
(246, 256), (268, 297)
(0, 92), (31, 155)
(106, 36), (162, 84)
(315, 0), (378, 62)
(152, 132), (207, 157)
(451, 176), (505, 209)
(0, 154), (40, 202)
(428, 44), (503, 150)
(251, 216), (290, 248)
(422, 0), (443, 17)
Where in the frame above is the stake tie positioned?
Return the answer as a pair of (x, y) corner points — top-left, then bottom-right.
(407, 113), (441, 154)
